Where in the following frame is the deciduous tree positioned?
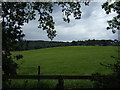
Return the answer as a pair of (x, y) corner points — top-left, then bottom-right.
(92, 1), (120, 88)
(2, 2), (84, 75)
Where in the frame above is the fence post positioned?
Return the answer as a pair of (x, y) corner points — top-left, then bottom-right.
(38, 65), (40, 83)
(56, 75), (64, 90)
(38, 65), (40, 75)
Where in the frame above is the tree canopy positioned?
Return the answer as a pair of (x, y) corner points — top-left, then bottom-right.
(2, 1), (119, 76)
(2, 2), (84, 75)
(102, 1), (120, 33)
(92, 1), (120, 88)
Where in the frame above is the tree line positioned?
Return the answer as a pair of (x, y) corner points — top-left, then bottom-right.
(15, 39), (119, 51)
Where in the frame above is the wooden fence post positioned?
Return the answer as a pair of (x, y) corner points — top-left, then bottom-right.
(38, 65), (40, 83)
(56, 75), (64, 90)
(38, 65), (40, 75)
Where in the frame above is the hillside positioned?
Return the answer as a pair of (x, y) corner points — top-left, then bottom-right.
(13, 46), (118, 75)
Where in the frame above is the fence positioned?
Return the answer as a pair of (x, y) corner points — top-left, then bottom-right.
(2, 65), (103, 89)
(3, 75), (103, 89)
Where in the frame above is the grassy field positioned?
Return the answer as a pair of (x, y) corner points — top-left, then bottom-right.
(6, 46), (118, 88)
(12, 46), (118, 75)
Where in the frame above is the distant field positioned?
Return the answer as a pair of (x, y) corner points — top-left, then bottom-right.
(13, 46), (118, 75)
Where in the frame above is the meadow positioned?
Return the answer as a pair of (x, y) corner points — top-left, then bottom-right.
(12, 46), (118, 75)
(9, 46), (118, 88)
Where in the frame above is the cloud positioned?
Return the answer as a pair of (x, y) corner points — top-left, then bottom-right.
(22, 20), (49, 41)
(22, 2), (118, 41)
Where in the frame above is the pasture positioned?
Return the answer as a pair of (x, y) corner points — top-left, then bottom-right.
(13, 46), (118, 75)
(6, 46), (118, 88)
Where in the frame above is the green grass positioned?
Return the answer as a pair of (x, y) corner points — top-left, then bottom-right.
(9, 46), (118, 88)
(12, 46), (118, 75)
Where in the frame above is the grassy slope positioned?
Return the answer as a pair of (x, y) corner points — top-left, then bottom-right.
(13, 46), (118, 75)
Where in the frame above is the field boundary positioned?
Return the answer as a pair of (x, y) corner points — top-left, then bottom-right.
(3, 75), (103, 90)
(3, 75), (97, 79)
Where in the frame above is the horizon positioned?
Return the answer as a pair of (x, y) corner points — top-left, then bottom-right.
(23, 39), (119, 42)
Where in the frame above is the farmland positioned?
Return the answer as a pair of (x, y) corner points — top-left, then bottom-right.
(12, 46), (118, 75)
(3, 46), (117, 88)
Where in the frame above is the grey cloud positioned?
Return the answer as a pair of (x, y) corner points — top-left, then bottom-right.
(22, 19), (50, 41)
(22, 2), (118, 41)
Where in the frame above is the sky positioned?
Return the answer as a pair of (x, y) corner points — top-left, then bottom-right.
(22, 2), (118, 42)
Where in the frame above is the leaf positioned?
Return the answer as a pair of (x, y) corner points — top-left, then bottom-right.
(112, 29), (116, 33)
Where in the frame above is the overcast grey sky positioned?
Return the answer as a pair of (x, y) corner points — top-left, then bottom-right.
(22, 2), (118, 41)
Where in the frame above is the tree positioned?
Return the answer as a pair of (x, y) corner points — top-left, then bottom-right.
(102, 1), (120, 33)
(2, 1), (119, 88)
(92, 1), (120, 88)
(2, 2), (89, 75)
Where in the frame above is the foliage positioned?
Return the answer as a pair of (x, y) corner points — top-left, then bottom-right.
(14, 39), (119, 51)
(91, 1), (120, 88)
(92, 56), (120, 88)
(92, 72), (120, 88)
(2, 2), (32, 75)
(102, 1), (120, 33)
(2, 2), (84, 75)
